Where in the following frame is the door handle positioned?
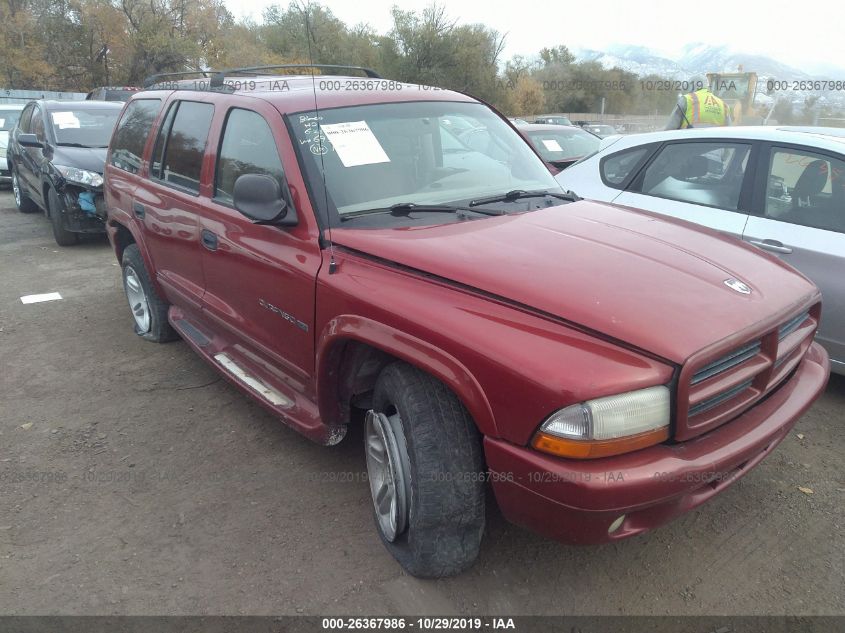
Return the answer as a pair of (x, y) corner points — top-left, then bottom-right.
(132, 201), (145, 219)
(749, 239), (793, 254)
(201, 229), (218, 251)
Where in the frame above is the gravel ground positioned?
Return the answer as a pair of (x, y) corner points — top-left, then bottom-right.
(0, 191), (842, 616)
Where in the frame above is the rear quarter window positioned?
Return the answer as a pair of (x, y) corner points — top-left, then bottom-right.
(151, 100), (214, 194)
(110, 99), (162, 174)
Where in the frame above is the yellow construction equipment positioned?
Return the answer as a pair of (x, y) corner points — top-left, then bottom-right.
(706, 67), (761, 124)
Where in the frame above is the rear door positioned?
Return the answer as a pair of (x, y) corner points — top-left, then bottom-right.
(613, 139), (756, 238)
(133, 98), (215, 311)
(197, 101), (322, 377)
(743, 143), (845, 366)
(106, 97), (165, 227)
(18, 103), (45, 199)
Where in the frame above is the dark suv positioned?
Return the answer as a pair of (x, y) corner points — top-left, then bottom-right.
(104, 66), (828, 577)
(8, 99), (122, 244)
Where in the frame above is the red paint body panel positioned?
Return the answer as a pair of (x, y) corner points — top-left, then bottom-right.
(330, 201), (818, 364)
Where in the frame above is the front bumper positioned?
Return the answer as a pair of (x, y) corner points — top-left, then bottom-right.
(486, 342), (830, 545)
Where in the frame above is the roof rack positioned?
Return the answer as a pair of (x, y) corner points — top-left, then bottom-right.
(142, 64), (382, 92)
(223, 64), (382, 79)
(143, 70), (226, 89)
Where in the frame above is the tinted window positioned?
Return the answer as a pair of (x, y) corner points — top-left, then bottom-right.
(638, 142), (750, 210)
(215, 109), (285, 204)
(765, 147), (845, 234)
(111, 99), (162, 174)
(153, 101), (214, 194)
(18, 105), (33, 133)
(601, 147), (649, 187)
(31, 105), (44, 140)
(47, 107), (121, 147)
(0, 109), (22, 131)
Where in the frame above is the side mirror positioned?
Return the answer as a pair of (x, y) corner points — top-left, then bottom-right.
(232, 174), (297, 226)
(18, 133), (43, 148)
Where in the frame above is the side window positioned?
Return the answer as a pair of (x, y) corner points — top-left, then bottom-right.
(214, 108), (285, 204)
(110, 99), (162, 174)
(765, 147), (845, 234)
(600, 147), (649, 187)
(637, 142), (750, 210)
(151, 100), (214, 194)
(18, 105), (33, 133)
(31, 105), (45, 141)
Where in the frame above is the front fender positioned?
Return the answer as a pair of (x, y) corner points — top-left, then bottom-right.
(315, 315), (498, 437)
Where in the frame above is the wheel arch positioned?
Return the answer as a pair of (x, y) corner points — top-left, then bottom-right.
(316, 316), (498, 438)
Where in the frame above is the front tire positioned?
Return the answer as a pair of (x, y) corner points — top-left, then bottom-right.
(121, 244), (178, 343)
(12, 169), (38, 213)
(366, 362), (485, 578)
(47, 186), (78, 246)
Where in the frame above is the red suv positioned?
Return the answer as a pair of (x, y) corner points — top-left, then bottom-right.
(104, 66), (830, 577)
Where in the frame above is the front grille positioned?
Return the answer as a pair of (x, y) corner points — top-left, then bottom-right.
(679, 306), (818, 439)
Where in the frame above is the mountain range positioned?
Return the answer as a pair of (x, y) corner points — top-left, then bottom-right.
(574, 43), (839, 82)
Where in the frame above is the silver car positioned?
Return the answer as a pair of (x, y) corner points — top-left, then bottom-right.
(556, 126), (845, 374)
(0, 104), (25, 185)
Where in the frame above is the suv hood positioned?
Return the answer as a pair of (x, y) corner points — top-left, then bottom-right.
(51, 146), (107, 174)
(331, 201), (818, 363)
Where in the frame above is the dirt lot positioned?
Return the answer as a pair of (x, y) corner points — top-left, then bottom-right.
(0, 190), (843, 616)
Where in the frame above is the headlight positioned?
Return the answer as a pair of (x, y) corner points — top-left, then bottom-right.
(55, 165), (103, 188)
(532, 385), (671, 459)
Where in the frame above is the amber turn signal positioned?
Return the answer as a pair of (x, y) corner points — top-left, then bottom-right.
(532, 426), (670, 459)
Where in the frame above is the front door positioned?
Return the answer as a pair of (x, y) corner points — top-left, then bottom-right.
(198, 104), (321, 377)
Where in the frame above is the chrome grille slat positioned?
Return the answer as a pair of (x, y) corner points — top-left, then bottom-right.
(689, 380), (754, 417)
(778, 312), (809, 341)
(691, 340), (761, 385)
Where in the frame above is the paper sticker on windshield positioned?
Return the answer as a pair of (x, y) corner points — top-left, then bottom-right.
(541, 139), (563, 152)
(51, 112), (80, 129)
(321, 121), (389, 167)
(0, 119), (5, 127)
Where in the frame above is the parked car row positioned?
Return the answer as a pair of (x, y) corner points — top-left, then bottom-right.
(4, 68), (835, 579)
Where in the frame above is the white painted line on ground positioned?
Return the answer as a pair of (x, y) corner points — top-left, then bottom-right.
(20, 292), (63, 304)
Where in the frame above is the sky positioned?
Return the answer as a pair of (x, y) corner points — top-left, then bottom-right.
(227, 0), (834, 71)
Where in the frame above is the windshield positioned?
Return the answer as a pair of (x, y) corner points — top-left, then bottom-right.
(48, 108), (121, 147)
(525, 128), (601, 162)
(584, 125), (616, 137)
(0, 109), (22, 131)
(290, 101), (562, 225)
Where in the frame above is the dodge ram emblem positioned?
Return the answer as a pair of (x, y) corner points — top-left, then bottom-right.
(724, 278), (752, 294)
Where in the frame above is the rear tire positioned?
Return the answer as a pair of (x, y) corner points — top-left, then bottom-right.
(366, 362), (485, 578)
(12, 168), (38, 213)
(121, 244), (178, 343)
(47, 186), (78, 246)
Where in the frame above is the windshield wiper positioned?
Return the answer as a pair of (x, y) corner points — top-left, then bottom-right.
(468, 189), (581, 207)
(56, 142), (103, 148)
(341, 202), (503, 221)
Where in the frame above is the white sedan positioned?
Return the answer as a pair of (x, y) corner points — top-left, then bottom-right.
(556, 125), (845, 374)
(0, 104), (25, 185)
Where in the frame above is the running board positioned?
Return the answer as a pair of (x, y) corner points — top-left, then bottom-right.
(213, 352), (293, 408)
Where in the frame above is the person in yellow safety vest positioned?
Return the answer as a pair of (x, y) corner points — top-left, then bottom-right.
(664, 88), (732, 130)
